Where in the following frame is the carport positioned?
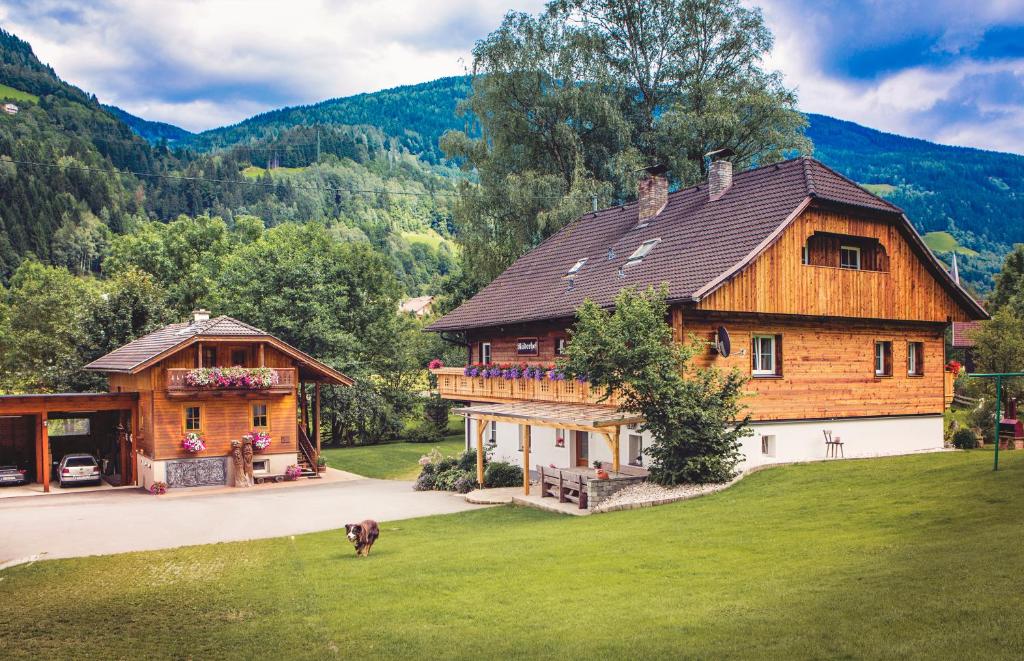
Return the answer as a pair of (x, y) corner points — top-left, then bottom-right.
(0, 393), (138, 492)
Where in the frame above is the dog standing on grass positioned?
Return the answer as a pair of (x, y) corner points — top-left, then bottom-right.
(344, 520), (380, 557)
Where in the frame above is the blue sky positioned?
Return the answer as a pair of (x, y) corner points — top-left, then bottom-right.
(1, 0), (1022, 153)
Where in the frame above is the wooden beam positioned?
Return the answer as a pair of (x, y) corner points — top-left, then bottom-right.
(611, 425), (620, 473)
(467, 413), (632, 436)
(35, 414), (44, 484)
(314, 382), (322, 460)
(475, 418), (485, 487)
(522, 425), (531, 495)
(197, 342), (204, 368)
(41, 411), (50, 493)
(258, 343), (265, 367)
(130, 403), (139, 485)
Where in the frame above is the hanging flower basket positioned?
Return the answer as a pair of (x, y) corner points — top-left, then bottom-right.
(243, 430), (272, 452)
(181, 432), (206, 453)
(184, 367), (279, 390)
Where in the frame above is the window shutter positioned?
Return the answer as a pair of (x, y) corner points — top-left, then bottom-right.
(774, 334), (783, 376)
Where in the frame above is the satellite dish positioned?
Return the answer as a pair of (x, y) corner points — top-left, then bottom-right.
(714, 326), (731, 357)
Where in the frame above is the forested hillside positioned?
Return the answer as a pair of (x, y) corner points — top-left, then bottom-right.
(102, 104), (194, 144)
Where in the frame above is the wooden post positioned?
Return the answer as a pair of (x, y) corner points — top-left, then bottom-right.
(197, 342), (204, 367)
(41, 411), (50, 493)
(475, 417), (485, 487)
(258, 343), (265, 367)
(314, 382), (322, 463)
(35, 413), (44, 485)
(299, 381), (308, 432)
(522, 424), (531, 495)
(611, 425), (621, 474)
(130, 404), (139, 485)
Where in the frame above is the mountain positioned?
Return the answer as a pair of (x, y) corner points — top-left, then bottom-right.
(185, 76), (474, 164)
(102, 104), (193, 144)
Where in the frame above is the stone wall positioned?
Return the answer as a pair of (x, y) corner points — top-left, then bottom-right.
(587, 474), (648, 508)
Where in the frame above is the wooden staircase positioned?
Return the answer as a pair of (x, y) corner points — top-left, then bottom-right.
(297, 424), (320, 478)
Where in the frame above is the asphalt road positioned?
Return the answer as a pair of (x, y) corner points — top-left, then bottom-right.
(0, 476), (483, 567)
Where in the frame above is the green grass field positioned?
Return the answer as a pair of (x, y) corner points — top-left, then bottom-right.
(922, 231), (979, 256)
(0, 83), (39, 104)
(240, 165), (309, 179)
(321, 434), (465, 479)
(860, 182), (896, 196)
(2, 451), (1023, 659)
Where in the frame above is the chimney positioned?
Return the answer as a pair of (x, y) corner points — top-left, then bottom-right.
(637, 164), (669, 223)
(705, 148), (735, 200)
(192, 309), (211, 324)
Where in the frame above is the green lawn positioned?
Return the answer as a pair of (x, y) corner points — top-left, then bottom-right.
(321, 434), (465, 479)
(0, 83), (39, 104)
(921, 230), (979, 256)
(3, 451), (1024, 659)
(860, 182), (896, 196)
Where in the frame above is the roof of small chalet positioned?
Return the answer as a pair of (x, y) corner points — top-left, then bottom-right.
(951, 321), (984, 348)
(84, 315), (352, 385)
(428, 156), (986, 332)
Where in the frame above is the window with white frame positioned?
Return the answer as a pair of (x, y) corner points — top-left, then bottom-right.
(761, 435), (776, 457)
(626, 238), (661, 264)
(751, 335), (777, 376)
(555, 428), (565, 448)
(480, 342), (492, 364)
(907, 341), (924, 376)
(840, 245), (861, 270)
(875, 341), (892, 377)
(566, 258), (587, 276)
(628, 434), (643, 466)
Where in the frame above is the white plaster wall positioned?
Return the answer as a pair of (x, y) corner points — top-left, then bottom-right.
(140, 452), (299, 490)
(740, 415), (944, 470)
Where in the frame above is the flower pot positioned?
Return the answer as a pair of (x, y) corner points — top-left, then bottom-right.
(596, 469), (610, 480)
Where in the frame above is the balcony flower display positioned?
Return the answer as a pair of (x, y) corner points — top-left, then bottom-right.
(181, 432), (206, 453)
(184, 366), (279, 390)
(428, 358), (445, 370)
(243, 430), (272, 452)
(462, 362), (574, 382)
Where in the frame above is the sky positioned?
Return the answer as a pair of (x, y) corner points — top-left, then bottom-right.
(0, 0), (1022, 154)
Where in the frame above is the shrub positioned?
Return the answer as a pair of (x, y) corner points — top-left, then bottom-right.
(435, 456), (458, 473)
(434, 467), (466, 491)
(406, 420), (444, 444)
(952, 428), (979, 450)
(484, 461), (521, 488)
(457, 449), (480, 472)
(452, 473), (477, 494)
(413, 472), (437, 491)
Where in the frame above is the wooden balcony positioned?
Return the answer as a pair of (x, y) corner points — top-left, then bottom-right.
(165, 368), (297, 397)
(432, 367), (621, 407)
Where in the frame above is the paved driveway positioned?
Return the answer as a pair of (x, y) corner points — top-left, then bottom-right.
(0, 477), (483, 566)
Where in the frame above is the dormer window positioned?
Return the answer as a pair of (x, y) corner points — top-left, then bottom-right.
(840, 245), (861, 270)
(627, 238), (661, 264)
(566, 258), (588, 276)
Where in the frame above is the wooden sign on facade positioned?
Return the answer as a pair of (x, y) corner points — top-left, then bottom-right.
(516, 338), (539, 356)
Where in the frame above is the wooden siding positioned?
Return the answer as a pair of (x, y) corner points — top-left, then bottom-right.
(433, 367), (620, 407)
(468, 325), (569, 365)
(681, 315), (946, 420)
(698, 209), (972, 322)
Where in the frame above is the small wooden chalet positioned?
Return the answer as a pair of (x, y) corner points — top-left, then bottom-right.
(427, 154), (988, 501)
(0, 311), (349, 492)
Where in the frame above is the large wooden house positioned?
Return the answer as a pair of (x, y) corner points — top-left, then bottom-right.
(427, 155), (987, 486)
(0, 311), (349, 492)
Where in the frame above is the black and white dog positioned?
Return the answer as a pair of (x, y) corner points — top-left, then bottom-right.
(344, 519), (380, 557)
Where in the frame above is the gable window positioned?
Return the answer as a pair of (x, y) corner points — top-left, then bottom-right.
(626, 238), (661, 264)
(183, 405), (202, 432)
(252, 402), (269, 429)
(480, 342), (492, 364)
(840, 245), (861, 270)
(752, 334), (782, 377)
(875, 341), (893, 377)
(907, 342), (924, 376)
(566, 258), (587, 276)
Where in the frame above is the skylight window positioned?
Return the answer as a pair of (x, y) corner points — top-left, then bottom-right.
(566, 258), (588, 276)
(627, 239), (661, 263)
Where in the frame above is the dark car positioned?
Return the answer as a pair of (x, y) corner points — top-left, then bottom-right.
(0, 464), (28, 486)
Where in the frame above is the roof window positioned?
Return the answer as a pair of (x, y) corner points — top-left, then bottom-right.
(626, 239), (661, 264)
(566, 258), (588, 276)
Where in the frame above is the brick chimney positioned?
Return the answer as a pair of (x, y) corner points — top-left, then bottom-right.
(638, 164), (669, 223)
(705, 148), (735, 201)
(192, 309), (211, 324)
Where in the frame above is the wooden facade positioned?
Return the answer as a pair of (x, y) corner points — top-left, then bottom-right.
(442, 206), (976, 424)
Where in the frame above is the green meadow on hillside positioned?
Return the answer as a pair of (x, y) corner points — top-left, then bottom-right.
(0, 82), (38, 103)
(922, 231), (979, 256)
(2, 451), (1023, 659)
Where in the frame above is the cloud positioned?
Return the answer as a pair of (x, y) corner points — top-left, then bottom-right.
(0, 0), (545, 131)
(759, 0), (1024, 153)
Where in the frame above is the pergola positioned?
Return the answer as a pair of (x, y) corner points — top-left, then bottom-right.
(454, 401), (643, 494)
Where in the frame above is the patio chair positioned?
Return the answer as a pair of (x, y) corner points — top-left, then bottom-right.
(823, 429), (844, 458)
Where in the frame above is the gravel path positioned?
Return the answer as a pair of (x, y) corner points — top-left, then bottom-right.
(593, 480), (733, 512)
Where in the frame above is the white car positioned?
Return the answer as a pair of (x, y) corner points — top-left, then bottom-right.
(58, 454), (101, 487)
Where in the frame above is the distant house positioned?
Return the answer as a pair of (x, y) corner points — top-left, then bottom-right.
(0, 310), (351, 493)
(951, 320), (984, 372)
(400, 295), (434, 317)
(3, 103), (18, 115)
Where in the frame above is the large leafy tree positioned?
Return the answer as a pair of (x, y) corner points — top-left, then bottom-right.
(442, 0), (809, 287)
(564, 287), (750, 484)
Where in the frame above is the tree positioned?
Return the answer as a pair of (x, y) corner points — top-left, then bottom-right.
(988, 244), (1024, 314)
(563, 287), (750, 483)
(442, 0), (808, 287)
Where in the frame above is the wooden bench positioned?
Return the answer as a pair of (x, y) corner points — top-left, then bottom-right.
(537, 465), (589, 510)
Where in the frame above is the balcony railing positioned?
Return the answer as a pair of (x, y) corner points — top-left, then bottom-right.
(165, 367), (297, 396)
(431, 367), (621, 407)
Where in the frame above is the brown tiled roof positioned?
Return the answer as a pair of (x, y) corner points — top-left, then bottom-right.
(951, 321), (984, 348)
(84, 315), (352, 385)
(429, 157), (985, 332)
